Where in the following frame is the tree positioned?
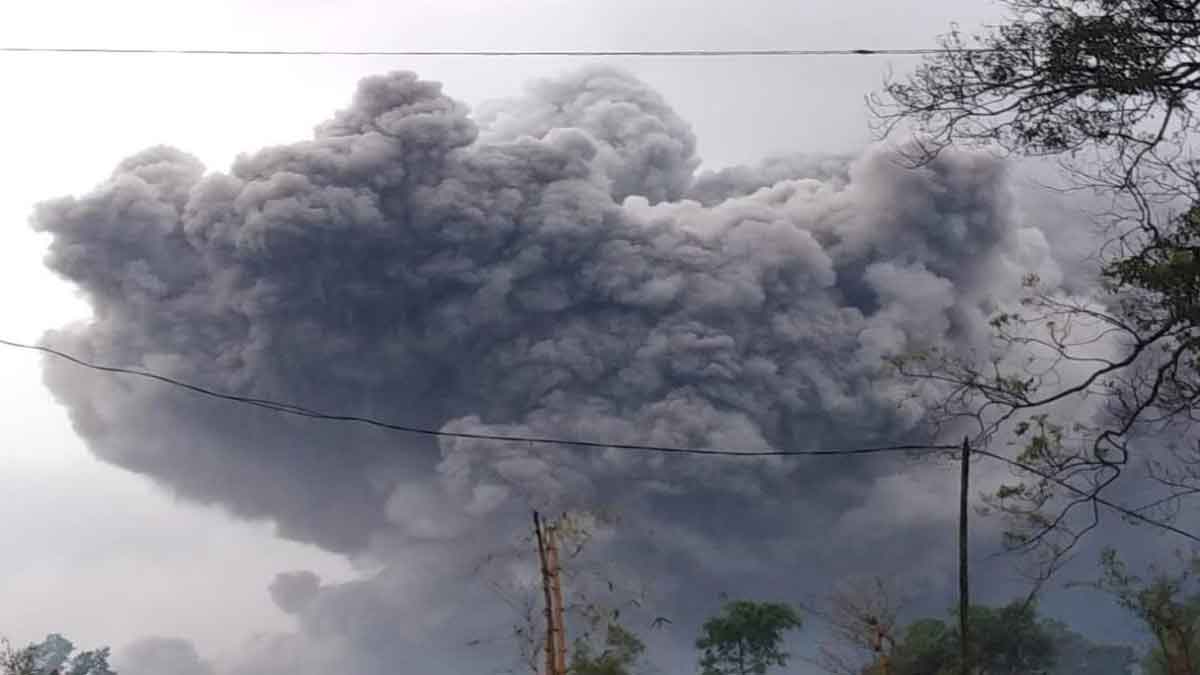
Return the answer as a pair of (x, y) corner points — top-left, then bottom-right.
(1080, 548), (1200, 675)
(695, 600), (802, 675)
(1039, 619), (1137, 675)
(967, 602), (1056, 673)
(875, 0), (1200, 580)
(59, 649), (115, 675)
(1, 635), (115, 675)
(874, 0), (1200, 202)
(883, 618), (955, 675)
(874, 601), (1132, 675)
(569, 621), (645, 675)
(470, 509), (651, 675)
(0, 641), (36, 675)
(811, 577), (903, 675)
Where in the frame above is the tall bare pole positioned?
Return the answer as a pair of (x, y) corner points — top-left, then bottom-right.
(959, 437), (970, 675)
(547, 516), (567, 675)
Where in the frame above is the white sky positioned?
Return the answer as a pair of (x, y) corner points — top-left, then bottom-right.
(0, 0), (1009, 667)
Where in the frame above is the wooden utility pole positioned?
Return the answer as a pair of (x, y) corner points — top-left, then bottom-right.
(533, 511), (567, 675)
(958, 437), (970, 675)
(547, 515), (567, 675)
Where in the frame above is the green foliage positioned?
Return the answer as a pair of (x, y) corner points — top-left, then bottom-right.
(0, 641), (35, 675)
(965, 603), (1056, 673)
(695, 600), (802, 675)
(880, 601), (1132, 675)
(878, 0), (1200, 162)
(1039, 620), (1137, 675)
(886, 618), (955, 675)
(876, 0), (1200, 583)
(569, 622), (645, 675)
(1, 635), (115, 675)
(1104, 205), (1200, 332)
(1013, 414), (1065, 465)
(1086, 549), (1200, 675)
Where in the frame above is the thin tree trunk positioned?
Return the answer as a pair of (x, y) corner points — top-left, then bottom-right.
(533, 511), (557, 675)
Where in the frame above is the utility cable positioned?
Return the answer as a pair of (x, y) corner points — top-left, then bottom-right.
(970, 446), (1200, 544)
(6, 336), (1198, 542)
(0, 46), (1000, 58)
(0, 337), (954, 458)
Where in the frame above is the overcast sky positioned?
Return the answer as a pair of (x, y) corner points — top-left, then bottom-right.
(0, 2), (1175, 674)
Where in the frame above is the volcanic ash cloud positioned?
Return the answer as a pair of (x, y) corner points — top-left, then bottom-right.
(33, 66), (1064, 675)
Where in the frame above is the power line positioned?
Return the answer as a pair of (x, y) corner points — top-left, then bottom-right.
(6, 335), (1199, 543)
(0, 46), (996, 58)
(0, 337), (954, 458)
(970, 446), (1200, 544)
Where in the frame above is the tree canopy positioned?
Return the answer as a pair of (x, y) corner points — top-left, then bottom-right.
(2, 635), (115, 675)
(569, 621), (646, 675)
(888, 603), (1054, 675)
(878, 0), (1200, 579)
(1080, 548), (1200, 675)
(859, 601), (1134, 675)
(875, 0), (1200, 196)
(696, 600), (802, 675)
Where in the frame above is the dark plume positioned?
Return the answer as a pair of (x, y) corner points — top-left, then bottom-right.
(34, 66), (1067, 674)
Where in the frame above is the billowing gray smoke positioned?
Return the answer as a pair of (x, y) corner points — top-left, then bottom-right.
(35, 66), (1064, 674)
(118, 638), (215, 675)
